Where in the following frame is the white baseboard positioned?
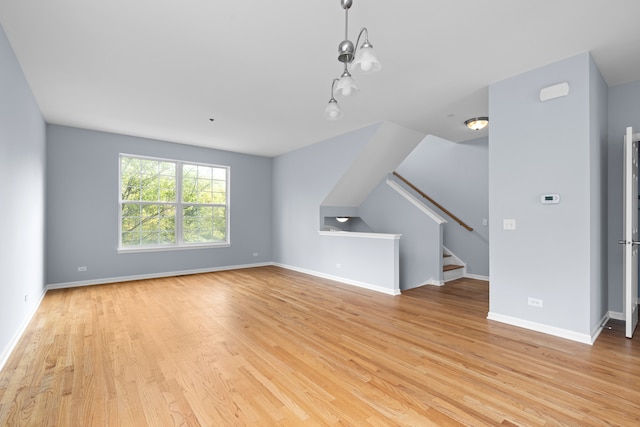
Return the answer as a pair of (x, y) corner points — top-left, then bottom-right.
(46, 262), (273, 290)
(422, 278), (445, 287)
(413, 275), (486, 288)
(487, 312), (594, 345)
(590, 312), (610, 343)
(465, 273), (490, 282)
(609, 310), (624, 321)
(0, 288), (48, 373)
(274, 263), (400, 296)
(405, 279), (445, 290)
(608, 301), (640, 321)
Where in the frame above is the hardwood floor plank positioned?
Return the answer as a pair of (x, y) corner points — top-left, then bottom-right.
(1, 267), (640, 425)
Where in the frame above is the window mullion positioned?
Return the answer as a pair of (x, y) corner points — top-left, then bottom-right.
(176, 161), (183, 246)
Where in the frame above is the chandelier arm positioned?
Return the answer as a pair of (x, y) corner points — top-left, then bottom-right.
(330, 78), (340, 99)
(353, 27), (369, 58)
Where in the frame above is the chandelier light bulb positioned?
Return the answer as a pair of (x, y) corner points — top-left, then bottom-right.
(335, 67), (359, 97)
(325, 98), (343, 120)
(351, 41), (381, 74)
(325, 79), (343, 120)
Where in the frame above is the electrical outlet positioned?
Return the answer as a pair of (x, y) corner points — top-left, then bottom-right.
(528, 297), (543, 308)
(503, 219), (516, 230)
(253, 252), (259, 257)
(78, 266), (87, 272)
(336, 263), (341, 269)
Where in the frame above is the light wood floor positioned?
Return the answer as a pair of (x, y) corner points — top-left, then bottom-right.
(1, 266), (639, 426)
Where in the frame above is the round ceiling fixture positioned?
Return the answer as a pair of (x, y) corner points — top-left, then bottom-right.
(464, 117), (489, 130)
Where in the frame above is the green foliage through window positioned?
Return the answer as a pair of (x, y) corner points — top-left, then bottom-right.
(119, 155), (229, 249)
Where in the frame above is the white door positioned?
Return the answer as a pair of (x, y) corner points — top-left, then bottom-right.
(623, 126), (639, 338)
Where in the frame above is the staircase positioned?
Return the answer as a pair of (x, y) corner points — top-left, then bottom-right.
(443, 248), (465, 282)
(388, 172), (471, 285)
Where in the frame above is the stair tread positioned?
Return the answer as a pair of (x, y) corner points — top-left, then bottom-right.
(443, 254), (452, 258)
(443, 264), (464, 272)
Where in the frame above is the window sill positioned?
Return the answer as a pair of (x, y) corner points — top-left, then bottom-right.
(117, 243), (231, 254)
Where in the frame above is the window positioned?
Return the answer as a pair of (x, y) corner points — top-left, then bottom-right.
(119, 154), (229, 251)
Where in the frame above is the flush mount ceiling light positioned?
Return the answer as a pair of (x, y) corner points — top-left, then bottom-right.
(464, 117), (489, 130)
(336, 217), (350, 223)
(325, 0), (381, 119)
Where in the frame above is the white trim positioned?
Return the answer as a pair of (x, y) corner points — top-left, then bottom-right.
(465, 273), (490, 281)
(415, 275), (488, 286)
(609, 310), (625, 321)
(487, 312), (594, 345)
(318, 230), (401, 240)
(420, 278), (446, 287)
(0, 288), (48, 373)
(402, 278), (446, 290)
(274, 263), (401, 296)
(590, 313), (611, 343)
(386, 178), (448, 224)
(394, 278), (449, 291)
(609, 300), (640, 321)
(117, 242), (231, 254)
(46, 262), (272, 290)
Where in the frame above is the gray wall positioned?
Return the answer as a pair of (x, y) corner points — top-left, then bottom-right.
(396, 135), (489, 277)
(488, 52), (607, 338)
(589, 55), (609, 328)
(317, 231), (400, 294)
(359, 179), (443, 289)
(46, 125), (273, 285)
(272, 124), (378, 273)
(0, 24), (46, 365)
(607, 80), (640, 314)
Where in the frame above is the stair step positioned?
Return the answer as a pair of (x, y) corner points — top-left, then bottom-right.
(443, 264), (464, 272)
(443, 254), (452, 258)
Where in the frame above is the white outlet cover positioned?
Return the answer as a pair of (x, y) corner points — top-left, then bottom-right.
(528, 297), (543, 308)
(503, 219), (516, 230)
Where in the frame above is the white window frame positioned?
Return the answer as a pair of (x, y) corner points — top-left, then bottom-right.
(118, 154), (230, 253)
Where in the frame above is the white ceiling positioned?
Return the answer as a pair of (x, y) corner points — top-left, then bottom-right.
(1, 0), (640, 157)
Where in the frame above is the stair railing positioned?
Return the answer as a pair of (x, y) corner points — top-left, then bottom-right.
(392, 171), (474, 232)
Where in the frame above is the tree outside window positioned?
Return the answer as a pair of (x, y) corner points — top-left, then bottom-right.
(119, 155), (229, 250)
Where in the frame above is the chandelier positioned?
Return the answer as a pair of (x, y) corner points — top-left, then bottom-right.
(325, 0), (382, 120)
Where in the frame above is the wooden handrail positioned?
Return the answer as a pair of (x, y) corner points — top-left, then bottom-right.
(392, 171), (474, 231)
